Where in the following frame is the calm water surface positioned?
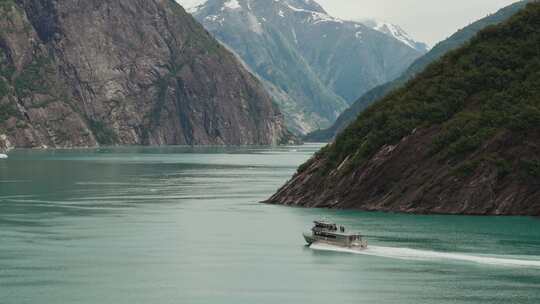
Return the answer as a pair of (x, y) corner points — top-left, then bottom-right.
(1, 144), (539, 304)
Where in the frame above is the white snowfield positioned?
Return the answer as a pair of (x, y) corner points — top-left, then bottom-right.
(223, 0), (241, 10)
(286, 3), (344, 24)
(361, 19), (429, 51)
(374, 21), (418, 49)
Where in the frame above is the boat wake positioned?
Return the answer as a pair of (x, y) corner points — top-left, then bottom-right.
(310, 242), (540, 268)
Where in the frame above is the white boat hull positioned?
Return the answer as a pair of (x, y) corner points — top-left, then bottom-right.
(303, 232), (368, 249)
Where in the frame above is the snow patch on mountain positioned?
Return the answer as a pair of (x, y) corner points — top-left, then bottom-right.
(361, 19), (429, 52)
(247, 12), (263, 34)
(375, 22), (414, 47)
(292, 28), (298, 44)
(286, 4), (343, 24)
(223, 0), (241, 10)
(177, 0), (208, 13)
(205, 14), (220, 22)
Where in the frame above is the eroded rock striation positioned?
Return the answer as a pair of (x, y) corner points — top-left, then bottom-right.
(0, 0), (292, 149)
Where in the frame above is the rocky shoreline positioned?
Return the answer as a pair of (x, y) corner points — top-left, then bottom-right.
(265, 128), (540, 216)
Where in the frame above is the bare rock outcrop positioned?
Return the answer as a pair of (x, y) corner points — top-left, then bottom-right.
(0, 0), (292, 148)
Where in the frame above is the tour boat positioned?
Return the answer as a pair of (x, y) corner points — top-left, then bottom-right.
(303, 220), (367, 249)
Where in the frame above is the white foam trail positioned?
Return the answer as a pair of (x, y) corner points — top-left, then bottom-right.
(310, 242), (540, 268)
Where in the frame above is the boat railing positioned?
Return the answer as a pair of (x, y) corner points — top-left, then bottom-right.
(360, 239), (368, 249)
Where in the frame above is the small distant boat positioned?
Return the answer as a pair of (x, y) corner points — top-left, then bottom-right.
(303, 220), (368, 249)
(0, 154), (7, 159)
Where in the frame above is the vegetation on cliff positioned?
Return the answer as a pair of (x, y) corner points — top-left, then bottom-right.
(324, 3), (540, 170)
(268, 3), (540, 215)
(306, 0), (533, 142)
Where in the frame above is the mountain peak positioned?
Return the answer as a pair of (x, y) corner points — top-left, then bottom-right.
(361, 19), (429, 52)
(279, 0), (327, 14)
(281, 2), (342, 25)
(186, 0), (328, 16)
(189, 0), (425, 134)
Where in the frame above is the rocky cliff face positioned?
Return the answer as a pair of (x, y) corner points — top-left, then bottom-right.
(189, 0), (425, 134)
(0, 0), (292, 149)
(0, 134), (12, 153)
(306, 0), (533, 142)
(266, 3), (540, 216)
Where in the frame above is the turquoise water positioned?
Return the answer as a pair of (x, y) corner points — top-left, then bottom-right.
(1, 144), (539, 304)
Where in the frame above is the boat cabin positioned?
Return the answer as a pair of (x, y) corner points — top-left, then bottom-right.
(313, 221), (337, 231)
(308, 220), (366, 248)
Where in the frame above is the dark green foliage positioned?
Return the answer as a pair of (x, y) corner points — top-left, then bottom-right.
(0, 48), (15, 80)
(0, 78), (8, 97)
(491, 157), (513, 178)
(0, 0), (16, 11)
(14, 56), (53, 97)
(521, 159), (540, 178)
(452, 160), (481, 177)
(152, 76), (169, 125)
(452, 155), (513, 179)
(142, 74), (171, 145)
(297, 160), (312, 174)
(0, 65), (14, 79)
(447, 128), (496, 158)
(88, 120), (117, 145)
(321, 3), (540, 172)
(0, 102), (18, 121)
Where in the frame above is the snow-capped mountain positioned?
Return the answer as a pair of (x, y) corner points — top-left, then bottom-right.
(178, 0), (207, 12)
(178, 0), (427, 134)
(361, 19), (429, 52)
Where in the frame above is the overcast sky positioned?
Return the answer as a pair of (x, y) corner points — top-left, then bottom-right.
(316, 0), (517, 46)
(177, 0), (518, 46)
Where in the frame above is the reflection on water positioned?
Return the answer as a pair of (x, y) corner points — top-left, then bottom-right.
(0, 144), (539, 304)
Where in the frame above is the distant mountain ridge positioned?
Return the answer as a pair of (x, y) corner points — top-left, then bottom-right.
(188, 0), (426, 134)
(307, 0), (533, 142)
